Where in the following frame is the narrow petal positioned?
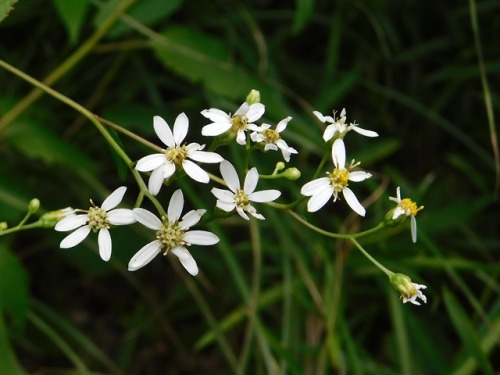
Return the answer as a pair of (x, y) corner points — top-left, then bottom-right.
(216, 200), (236, 212)
(128, 240), (161, 271)
(60, 226), (91, 248)
(332, 138), (346, 169)
(350, 126), (378, 137)
(184, 230), (219, 245)
(306, 188), (333, 212)
(220, 161), (240, 193)
(180, 209), (206, 229)
(249, 189), (281, 203)
(343, 188), (366, 216)
(276, 116), (292, 133)
(201, 108), (230, 122)
(312, 110), (327, 122)
(133, 208), (162, 230)
(301, 177), (330, 196)
(183, 160), (210, 183)
(136, 154), (165, 172)
(236, 206), (250, 220)
(247, 206), (265, 220)
(348, 171), (372, 182)
(245, 103), (265, 122)
(55, 214), (88, 232)
(101, 186), (127, 211)
(148, 167), (166, 196)
(173, 112), (189, 145)
(168, 189), (184, 222)
(411, 215), (417, 243)
(234, 102), (249, 115)
(236, 130), (246, 145)
(322, 125), (336, 142)
(98, 228), (112, 261)
(171, 246), (198, 276)
(107, 209), (136, 225)
(211, 188), (235, 203)
(188, 150), (223, 163)
(243, 168), (259, 194)
(154, 116), (175, 148)
(202, 122), (231, 137)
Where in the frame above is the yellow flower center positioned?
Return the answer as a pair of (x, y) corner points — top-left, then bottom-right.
(156, 219), (185, 255)
(87, 206), (109, 231)
(327, 168), (350, 193)
(262, 128), (280, 144)
(166, 145), (188, 166)
(399, 198), (424, 216)
(231, 115), (248, 132)
(234, 189), (250, 210)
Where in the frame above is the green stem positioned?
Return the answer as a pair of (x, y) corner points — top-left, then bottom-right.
(0, 221), (45, 236)
(350, 237), (393, 277)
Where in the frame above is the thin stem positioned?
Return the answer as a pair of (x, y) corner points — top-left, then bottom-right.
(0, 221), (45, 236)
(350, 237), (393, 277)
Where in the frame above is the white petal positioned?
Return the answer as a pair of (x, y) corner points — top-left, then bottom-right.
(128, 240), (161, 271)
(173, 112), (189, 145)
(101, 186), (127, 211)
(276, 117), (292, 133)
(343, 188), (366, 216)
(249, 189), (281, 203)
(107, 209), (136, 225)
(243, 168), (259, 194)
(98, 228), (112, 261)
(148, 167), (166, 196)
(60, 226), (91, 248)
(234, 102), (249, 116)
(171, 246), (198, 276)
(220, 161), (240, 193)
(301, 177), (330, 196)
(332, 138), (346, 169)
(211, 188), (235, 203)
(179, 209), (206, 229)
(136, 154), (165, 172)
(322, 125), (336, 142)
(184, 230), (219, 245)
(246, 103), (265, 122)
(411, 215), (417, 243)
(348, 171), (372, 182)
(183, 160), (210, 183)
(350, 126), (378, 137)
(236, 206), (250, 220)
(236, 130), (246, 145)
(201, 108), (230, 122)
(306, 188), (333, 212)
(247, 206), (265, 220)
(312, 110), (327, 122)
(55, 214), (88, 232)
(133, 208), (162, 230)
(168, 189), (184, 222)
(154, 115), (175, 148)
(188, 150), (223, 163)
(202, 122), (231, 137)
(216, 200), (236, 212)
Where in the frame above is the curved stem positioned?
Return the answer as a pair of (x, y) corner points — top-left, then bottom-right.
(350, 238), (394, 277)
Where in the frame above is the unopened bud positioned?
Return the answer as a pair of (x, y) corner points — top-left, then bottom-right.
(282, 167), (301, 180)
(0, 222), (8, 231)
(39, 207), (75, 228)
(28, 198), (40, 214)
(246, 89), (261, 104)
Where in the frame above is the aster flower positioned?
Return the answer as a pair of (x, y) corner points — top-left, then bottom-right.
(389, 186), (424, 243)
(55, 187), (135, 261)
(211, 160), (281, 220)
(135, 113), (223, 195)
(313, 108), (378, 142)
(390, 273), (427, 306)
(129, 189), (219, 275)
(250, 116), (298, 162)
(201, 102), (265, 145)
(301, 138), (372, 216)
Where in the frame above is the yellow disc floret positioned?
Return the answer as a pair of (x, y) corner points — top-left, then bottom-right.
(87, 206), (109, 231)
(156, 219), (185, 255)
(234, 189), (250, 210)
(262, 128), (280, 144)
(166, 145), (188, 166)
(231, 115), (248, 132)
(399, 198), (424, 216)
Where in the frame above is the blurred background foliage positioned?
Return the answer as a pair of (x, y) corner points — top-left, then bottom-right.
(0, 0), (499, 374)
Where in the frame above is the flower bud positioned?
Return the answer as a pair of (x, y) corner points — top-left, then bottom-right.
(0, 222), (8, 231)
(39, 207), (75, 228)
(28, 198), (40, 214)
(246, 89), (261, 104)
(383, 208), (406, 227)
(282, 167), (301, 180)
(275, 162), (285, 173)
(389, 273), (427, 305)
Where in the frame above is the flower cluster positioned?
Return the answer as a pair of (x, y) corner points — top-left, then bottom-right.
(50, 91), (426, 305)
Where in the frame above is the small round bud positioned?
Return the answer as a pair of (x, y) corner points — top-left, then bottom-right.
(28, 198), (40, 214)
(39, 207), (75, 228)
(246, 89), (261, 104)
(283, 167), (301, 180)
(275, 162), (285, 172)
(0, 222), (8, 231)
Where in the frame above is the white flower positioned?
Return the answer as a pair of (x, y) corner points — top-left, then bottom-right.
(201, 102), (265, 145)
(250, 116), (298, 162)
(313, 108), (378, 142)
(300, 138), (372, 216)
(135, 113), (223, 196)
(211, 160), (281, 220)
(55, 187), (135, 261)
(389, 186), (424, 243)
(390, 273), (427, 306)
(129, 189), (219, 275)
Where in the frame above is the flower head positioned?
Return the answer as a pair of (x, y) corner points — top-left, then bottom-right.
(389, 186), (424, 243)
(212, 161), (281, 220)
(313, 108), (378, 142)
(201, 102), (265, 145)
(301, 139), (372, 216)
(390, 273), (427, 306)
(129, 189), (219, 275)
(250, 116), (298, 162)
(135, 113), (223, 196)
(55, 187), (135, 261)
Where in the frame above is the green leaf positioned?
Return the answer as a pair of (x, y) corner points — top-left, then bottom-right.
(292, 0), (315, 33)
(0, 315), (27, 375)
(52, 0), (89, 45)
(0, 246), (29, 327)
(0, 0), (18, 24)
